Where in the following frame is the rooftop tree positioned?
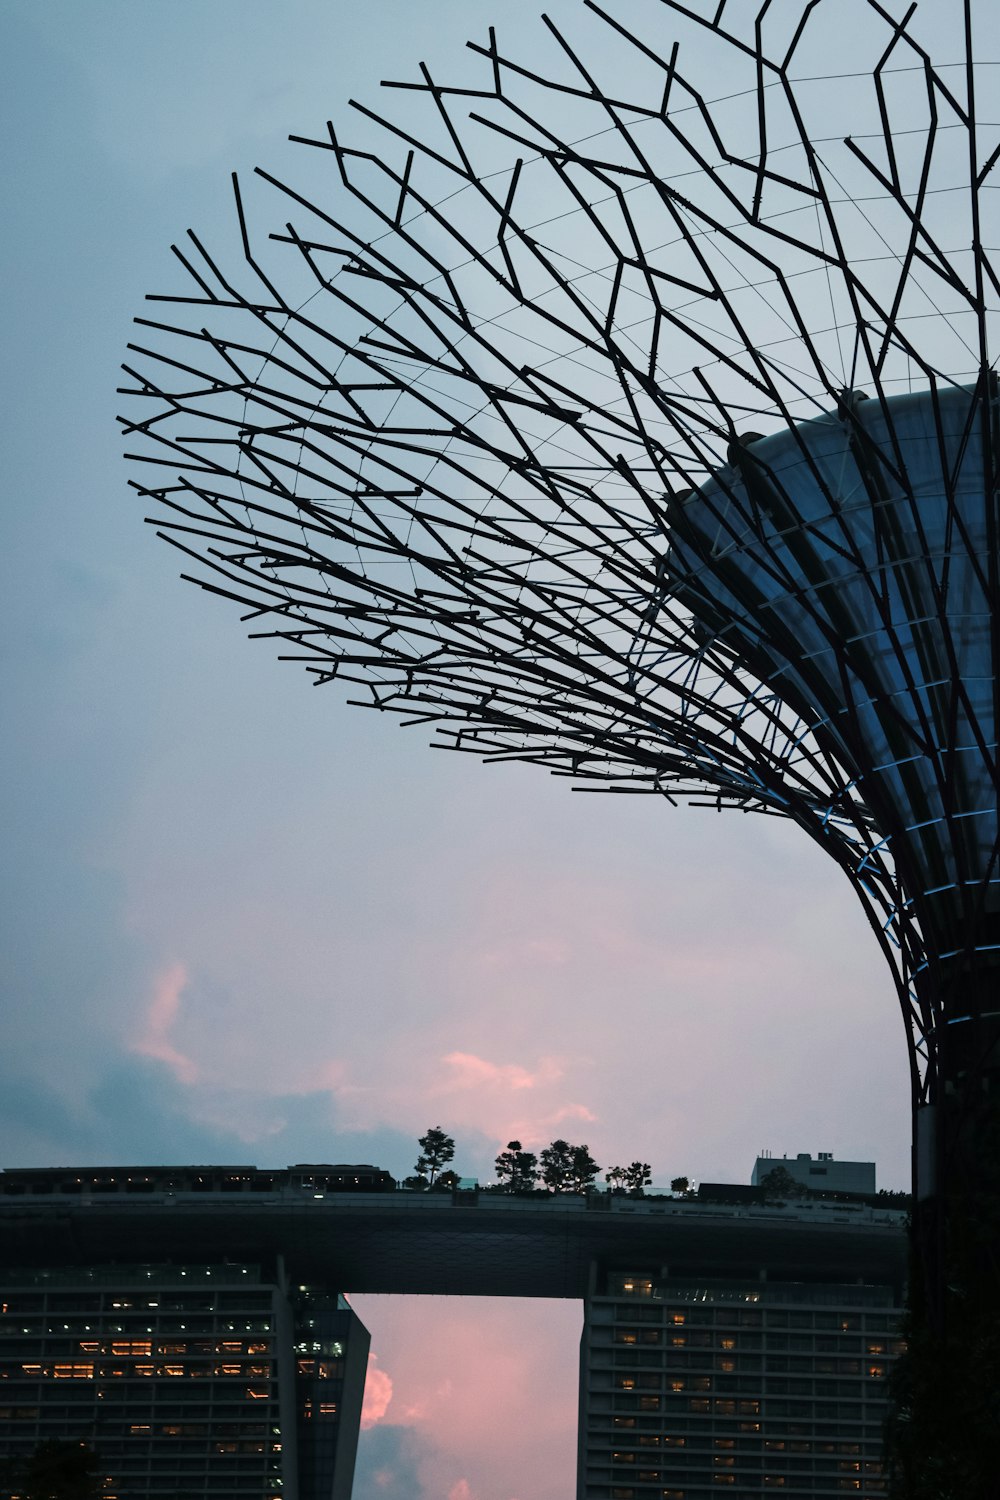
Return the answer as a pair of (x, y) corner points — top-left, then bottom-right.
(540, 1140), (600, 1194)
(414, 1126), (455, 1189)
(494, 1140), (539, 1194)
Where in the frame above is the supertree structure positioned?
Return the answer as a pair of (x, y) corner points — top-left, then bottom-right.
(121, 0), (998, 1479)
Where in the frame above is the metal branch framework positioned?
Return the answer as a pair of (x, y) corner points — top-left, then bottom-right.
(121, 0), (1000, 1251)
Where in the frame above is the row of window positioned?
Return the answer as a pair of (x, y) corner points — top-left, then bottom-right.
(612, 1374), (884, 1393)
(607, 1483), (886, 1498)
(609, 1393), (884, 1429)
(604, 1353), (886, 1376)
(1, 1294), (273, 1313)
(604, 1305), (899, 1333)
(1, 1324), (275, 1338)
(0, 1412), (272, 1434)
(606, 1331), (899, 1355)
(604, 1456), (882, 1475)
(594, 1436), (870, 1455)
(0, 1389), (280, 1413)
(0, 1338), (271, 1355)
(4, 1363), (275, 1380)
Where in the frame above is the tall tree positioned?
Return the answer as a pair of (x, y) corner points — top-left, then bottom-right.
(606, 1162), (652, 1196)
(494, 1140), (539, 1193)
(414, 1126), (455, 1188)
(540, 1140), (600, 1193)
(759, 1165), (807, 1201)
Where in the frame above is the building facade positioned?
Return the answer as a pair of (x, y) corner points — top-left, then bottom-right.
(578, 1267), (903, 1499)
(0, 1259), (368, 1500)
(578, 1158), (904, 1499)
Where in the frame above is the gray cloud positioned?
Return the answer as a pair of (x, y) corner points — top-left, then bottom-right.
(1, 1053), (422, 1176)
(352, 1423), (433, 1500)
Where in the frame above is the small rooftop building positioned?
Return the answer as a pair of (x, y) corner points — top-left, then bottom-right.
(752, 1153), (877, 1197)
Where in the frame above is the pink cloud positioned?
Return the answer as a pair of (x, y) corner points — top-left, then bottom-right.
(291, 1057), (350, 1094)
(360, 1353), (393, 1429)
(502, 1102), (599, 1150)
(439, 1052), (563, 1092)
(131, 962), (198, 1085)
(351, 1297), (578, 1500)
(549, 1102), (597, 1122)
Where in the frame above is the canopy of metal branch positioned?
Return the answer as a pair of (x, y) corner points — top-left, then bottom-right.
(121, 0), (1000, 1092)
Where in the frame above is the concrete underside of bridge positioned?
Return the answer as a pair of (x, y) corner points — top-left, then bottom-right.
(2, 1194), (906, 1298)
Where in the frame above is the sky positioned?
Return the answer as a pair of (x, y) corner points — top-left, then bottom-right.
(1, 1), (963, 1495)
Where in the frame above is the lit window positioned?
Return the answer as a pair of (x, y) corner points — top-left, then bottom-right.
(246, 1387), (270, 1400)
(720, 1337), (736, 1351)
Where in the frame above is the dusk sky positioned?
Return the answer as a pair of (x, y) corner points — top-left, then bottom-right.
(2, 2), (956, 1495)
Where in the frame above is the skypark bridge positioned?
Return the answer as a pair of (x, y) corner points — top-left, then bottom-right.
(1, 1167), (906, 1300)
